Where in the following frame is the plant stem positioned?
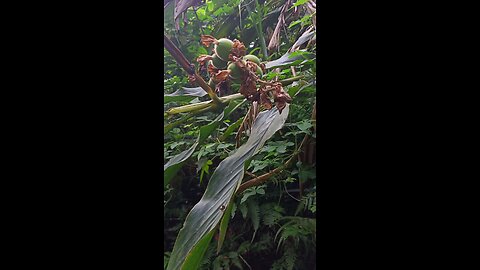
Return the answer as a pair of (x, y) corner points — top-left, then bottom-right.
(166, 93), (244, 115)
(236, 137), (306, 195)
(280, 75), (304, 86)
(164, 34), (222, 105)
(246, 1), (268, 59)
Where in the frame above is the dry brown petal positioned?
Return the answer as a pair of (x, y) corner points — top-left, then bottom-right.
(276, 101), (287, 113)
(213, 70), (230, 83)
(207, 62), (219, 76)
(200, 35), (218, 47)
(196, 55), (213, 67)
(259, 92), (273, 109)
(272, 84), (292, 104)
(239, 79), (257, 98)
(216, 80), (230, 96)
(229, 39), (246, 60)
(259, 63), (266, 73)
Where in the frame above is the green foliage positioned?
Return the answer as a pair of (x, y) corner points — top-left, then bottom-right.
(164, 0), (316, 268)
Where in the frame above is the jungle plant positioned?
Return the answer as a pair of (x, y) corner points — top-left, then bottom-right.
(164, 0), (316, 269)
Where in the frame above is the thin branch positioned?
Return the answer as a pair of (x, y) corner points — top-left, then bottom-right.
(236, 136), (306, 195)
(284, 182), (301, 201)
(239, 255), (252, 270)
(164, 34), (222, 104)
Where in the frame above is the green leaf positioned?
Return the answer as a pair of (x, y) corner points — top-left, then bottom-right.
(296, 121), (312, 132)
(196, 8), (207, 20)
(166, 105), (289, 270)
(219, 116), (244, 141)
(217, 199), (235, 254)
(256, 188), (265, 195)
(179, 229), (215, 270)
(164, 101), (241, 187)
(276, 145), (287, 153)
(164, 87), (208, 104)
(207, 0), (214, 11)
(240, 202), (248, 219)
(292, 0), (309, 8)
(265, 51), (315, 69)
(247, 199), (260, 241)
(240, 189), (257, 204)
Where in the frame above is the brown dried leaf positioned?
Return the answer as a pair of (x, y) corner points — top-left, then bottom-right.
(239, 76), (257, 100)
(272, 84), (292, 114)
(207, 62), (218, 76)
(197, 55), (213, 67)
(235, 102), (260, 147)
(267, 0), (292, 51)
(213, 70), (231, 83)
(200, 35), (218, 47)
(259, 91), (273, 110)
(229, 39), (246, 60)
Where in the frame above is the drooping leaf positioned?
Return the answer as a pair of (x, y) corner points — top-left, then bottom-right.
(289, 26), (315, 51)
(265, 51), (315, 69)
(240, 202), (248, 219)
(164, 100), (242, 187)
(166, 105), (290, 270)
(164, 87), (208, 104)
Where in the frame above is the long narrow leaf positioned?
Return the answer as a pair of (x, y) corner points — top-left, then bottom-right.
(265, 51), (315, 69)
(164, 100), (243, 187)
(164, 87), (208, 104)
(216, 199), (235, 254)
(181, 230), (215, 270)
(166, 105), (289, 270)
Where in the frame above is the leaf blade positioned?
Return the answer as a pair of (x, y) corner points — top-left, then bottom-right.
(166, 105), (290, 270)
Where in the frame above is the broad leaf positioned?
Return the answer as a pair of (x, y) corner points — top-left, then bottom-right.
(164, 100), (242, 187)
(289, 26), (315, 51)
(164, 87), (208, 104)
(265, 51), (315, 69)
(216, 199), (235, 254)
(181, 229), (215, 270)
(166, 105), (290, 270)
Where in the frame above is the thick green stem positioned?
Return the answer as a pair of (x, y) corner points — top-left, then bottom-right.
(246, 1), (268, 59)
